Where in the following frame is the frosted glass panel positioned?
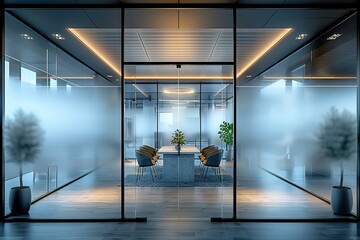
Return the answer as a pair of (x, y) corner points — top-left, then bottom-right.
(236, 11), (357, 219)
(5, 12), (121, 218)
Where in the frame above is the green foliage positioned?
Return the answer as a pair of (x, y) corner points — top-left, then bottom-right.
(171, 129), (185, 146)
(218, 121), (234, 149)
(318, 107), (356, 161)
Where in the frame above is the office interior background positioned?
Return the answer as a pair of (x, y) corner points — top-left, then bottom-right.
(0, 1), (359, 222)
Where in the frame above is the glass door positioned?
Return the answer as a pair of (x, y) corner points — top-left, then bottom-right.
(124, 64), (233, 219)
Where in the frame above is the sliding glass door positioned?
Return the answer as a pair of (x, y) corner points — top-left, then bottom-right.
(123, 64), (233, 219)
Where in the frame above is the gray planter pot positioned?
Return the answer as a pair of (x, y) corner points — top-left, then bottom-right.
(331, 186), (353, 215)
(175, 145), (181, 151)
(9, 186), (31, 215)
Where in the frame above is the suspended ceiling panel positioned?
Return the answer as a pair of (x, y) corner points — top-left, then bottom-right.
(125, 9), (232, 29)
(126, 29), (233, 62)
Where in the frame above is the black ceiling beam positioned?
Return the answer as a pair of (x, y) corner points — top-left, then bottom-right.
(3, 3), (358, 10)
(123, 62), (234, 66)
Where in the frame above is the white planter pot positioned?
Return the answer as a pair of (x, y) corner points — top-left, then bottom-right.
(331, 186), (353, 215)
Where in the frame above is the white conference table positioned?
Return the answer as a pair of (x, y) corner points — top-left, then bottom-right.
(158, 146), (200, 183)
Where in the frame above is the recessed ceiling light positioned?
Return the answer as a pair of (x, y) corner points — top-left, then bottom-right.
(20, 33), (33, 40)
(107, 75), (113, 78)
(246, 75), (252, 78)
(295, 33), (308, 40)
(327, 33), (342, 40)
(52, 33), (65, 40)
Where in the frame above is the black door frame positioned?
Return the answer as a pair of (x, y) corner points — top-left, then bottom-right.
(0, 3), (359, 222)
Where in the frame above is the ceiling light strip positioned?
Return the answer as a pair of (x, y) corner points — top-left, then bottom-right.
(164, 88), (194, 94)
(214, 84), (229, 97)
(68, 28), (121, 76)
(132, 84), (148, 97)
(236, 28), (293, 79)
(37, 76), (95, 79)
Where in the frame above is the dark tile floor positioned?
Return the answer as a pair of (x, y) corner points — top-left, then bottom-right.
(0, 221), (359, 240)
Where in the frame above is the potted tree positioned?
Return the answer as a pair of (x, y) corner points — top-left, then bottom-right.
(218, 121), (234, 162)
(318, 107), (356, 215)
(171, 129), (185, 151)
(5, 109), (44, 215)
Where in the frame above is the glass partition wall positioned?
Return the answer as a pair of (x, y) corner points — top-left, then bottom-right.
(1, 6), (358, 221)
(4, 10), (122, 219)
(236, 10), (358, 219)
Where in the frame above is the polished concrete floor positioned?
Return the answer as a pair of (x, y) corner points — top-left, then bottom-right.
(0, 221), (359, 240)
(7, 160), (353, 220)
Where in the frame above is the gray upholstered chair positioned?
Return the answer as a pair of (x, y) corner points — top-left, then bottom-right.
(202, 149), (224, 181)
(140, 145), (160, 172)
(198, 146), (218, 172)
(135, 149), (156, 181)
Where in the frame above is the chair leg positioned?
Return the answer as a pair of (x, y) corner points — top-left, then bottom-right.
(136, 167), (140, 181)
(204, 167), (208, 181)
(150, 167), (154, 181)
(153, 166), (157, 176)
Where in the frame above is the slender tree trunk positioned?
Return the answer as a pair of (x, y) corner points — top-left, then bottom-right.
(19, 166), (23, 188)
(340, 160), (344, 187)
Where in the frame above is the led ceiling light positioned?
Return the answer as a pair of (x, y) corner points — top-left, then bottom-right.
(68, 28), (121, 75)
(295, 33), (308, 40)
(164, 87), (194, 94)
(132, 84), (148, 97)
(214, 84), (229, 97)
(52, 33), (65, 40)
(37, 76), (95, 79)
(263, 76), (356, 80)
(125, 76), (233, 80)
(236, 28), (293, 78)
(327, 33), (342, 40)
(20, 33), (33, 40)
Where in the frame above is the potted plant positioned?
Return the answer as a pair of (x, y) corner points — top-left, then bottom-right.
(171, 129), (185, 151)
(218, 121), (234, 161)
(4, 109), (44, 215)
(318, 107), (356, 215)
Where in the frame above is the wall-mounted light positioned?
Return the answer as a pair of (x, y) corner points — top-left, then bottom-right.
(52, 33), (65, 40)
(20, 33), (33, 40)
(327, 33), (342, 40)
(295, 33), (308, 40)
(164, 87), (194, 94)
